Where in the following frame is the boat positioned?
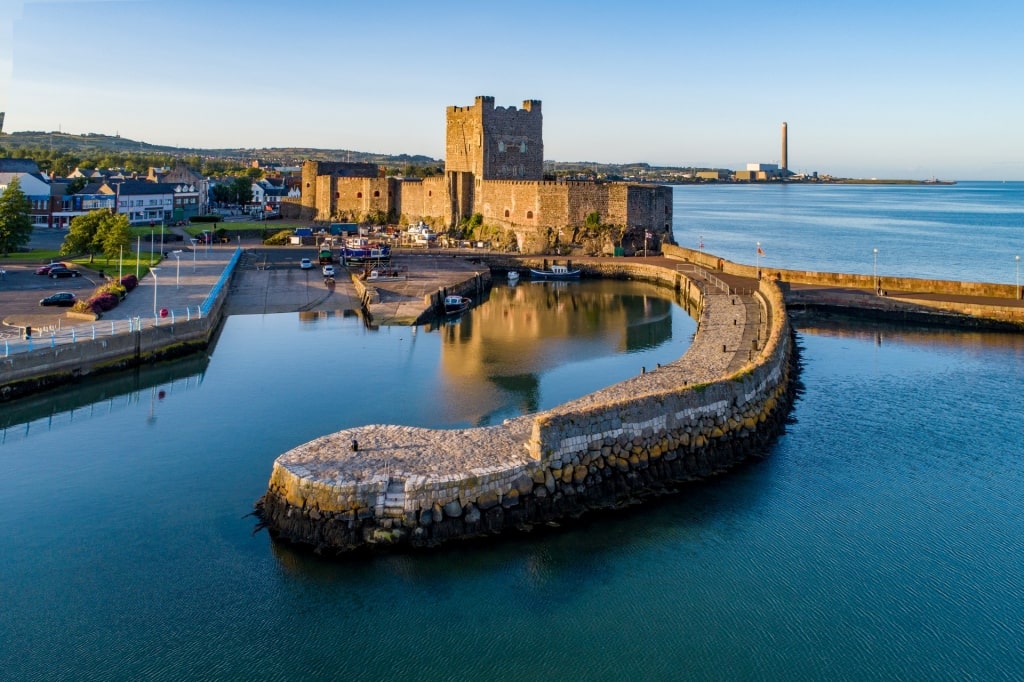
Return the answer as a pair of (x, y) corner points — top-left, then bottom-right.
(529, 264), (581, 280)
(443, 294), (471, 315)
(507, 270), (520, 283)
(342, 238), (392, 265)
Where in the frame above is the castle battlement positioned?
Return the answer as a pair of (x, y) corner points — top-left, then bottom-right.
(299, 95), (670, 243)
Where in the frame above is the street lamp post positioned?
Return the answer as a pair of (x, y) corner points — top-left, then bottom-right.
(136, 235), (141, 278)
(190, 239), (198, 272)
(151, 267), (160, 318)
(150, 228), (154, 264)
(873, 248), (878, 294)
(1016, 255), (1021, 300)
(172, 250), (182, 288)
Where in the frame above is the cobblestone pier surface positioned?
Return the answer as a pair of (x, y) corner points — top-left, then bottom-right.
(257, 261), (796, 553)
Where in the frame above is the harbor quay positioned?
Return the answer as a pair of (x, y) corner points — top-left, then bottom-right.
(255, 260), (797, 553)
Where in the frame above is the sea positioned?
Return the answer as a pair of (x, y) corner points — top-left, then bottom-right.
(2, 182), (1023, 681)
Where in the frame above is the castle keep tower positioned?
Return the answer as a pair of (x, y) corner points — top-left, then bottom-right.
(445, 97), (544, 223)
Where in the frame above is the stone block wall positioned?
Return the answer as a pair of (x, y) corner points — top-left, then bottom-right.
(256, 264), (797, 553)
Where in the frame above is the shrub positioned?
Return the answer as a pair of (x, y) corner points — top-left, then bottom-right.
(71, 300), (93, 314)
(88, 292), (120, 312)
(120, 274), (138, 291)
(263, 229), (293, 245)
(101, 282), (127, 300)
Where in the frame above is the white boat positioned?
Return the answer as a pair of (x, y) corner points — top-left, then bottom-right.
(529, 264), (581, 280)
(507, 270), (520, 283)
(443, 295), (471, 315)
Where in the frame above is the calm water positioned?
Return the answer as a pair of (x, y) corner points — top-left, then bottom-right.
(4, 185), (1024, 681)
(672, 181), (1024, 283)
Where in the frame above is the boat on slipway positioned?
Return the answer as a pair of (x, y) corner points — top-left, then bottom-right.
(443, 295), (471, 315)
(342, 238), (392, 265)
(529, 264), (581, 280)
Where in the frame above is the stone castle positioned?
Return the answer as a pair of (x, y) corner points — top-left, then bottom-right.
(290, 96), (673, 253)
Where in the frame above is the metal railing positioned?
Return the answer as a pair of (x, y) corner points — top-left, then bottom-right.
(2, 248), (242, 359)
(676, 263), (731, 294)
(2, 305), (205, 357)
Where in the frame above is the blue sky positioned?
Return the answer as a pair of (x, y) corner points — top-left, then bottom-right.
(3, 0), (1024, 180)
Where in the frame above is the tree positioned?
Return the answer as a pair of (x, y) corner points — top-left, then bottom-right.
(100, 213), (132, 263)
(0, 177), (34, 256)
(211, 183), (232, 205)
(62, 209), (108, 262)
(66, 176), (88, 194)
(232, 176), (253, 206)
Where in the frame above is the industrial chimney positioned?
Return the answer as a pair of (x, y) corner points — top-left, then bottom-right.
(781, 122), (788, 173)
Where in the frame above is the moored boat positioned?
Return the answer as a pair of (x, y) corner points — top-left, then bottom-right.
(529, 264), (581, 280)
(443, 295), (471, 315)
(507, 270), (520, 283)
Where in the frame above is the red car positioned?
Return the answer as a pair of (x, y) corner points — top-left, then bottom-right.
(36, 263), (57, 275)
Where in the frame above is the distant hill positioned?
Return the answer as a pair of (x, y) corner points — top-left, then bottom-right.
(0, 130), (440, 166)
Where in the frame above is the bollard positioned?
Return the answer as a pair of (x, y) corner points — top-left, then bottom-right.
(92, 325), (97, 340)
(50, 331), (56, 348)
(72, 329), (76, 343)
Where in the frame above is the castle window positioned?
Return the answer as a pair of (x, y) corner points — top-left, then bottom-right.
(305, 182), (310, 188)
(357, 192), (363, 198)
(526, 210), (533, 219)
(428, 191), (432, 197)
(504, 209), (510, 218)
(520, 142), (527, 153)
(335, 192), (340, 198)
(373, 190), (380, 198)
(498, 141), (505, 152)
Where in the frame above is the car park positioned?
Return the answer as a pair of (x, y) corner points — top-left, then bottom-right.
(300, 258), (313, 269)
(48, 266), (80, 279)
(39, 292), (77, 307)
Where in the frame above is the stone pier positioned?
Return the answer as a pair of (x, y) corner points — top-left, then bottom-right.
(256, 261), (796, 553)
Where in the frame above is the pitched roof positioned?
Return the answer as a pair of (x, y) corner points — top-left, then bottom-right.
(107, 180), (177, 195)
(0, 158), (41, 173)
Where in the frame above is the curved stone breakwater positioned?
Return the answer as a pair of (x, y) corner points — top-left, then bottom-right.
(255, 262), (797, 554)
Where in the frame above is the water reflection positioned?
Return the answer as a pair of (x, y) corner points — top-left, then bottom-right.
(436, 280), (689, 425)
(0, 354), (210, 442)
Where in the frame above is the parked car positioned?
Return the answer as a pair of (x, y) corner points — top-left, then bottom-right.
(48, 266), (80, 279)
(39, 292), (77, 307)
(300, 258), (313, 270)
(36, 263), (59, 275)
(322, 264), (336, 278)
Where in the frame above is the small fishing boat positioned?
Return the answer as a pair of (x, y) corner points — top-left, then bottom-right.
(507, 270), (520, 283)
(443, 295), (471, 315)
(342, 238), (392, 264)
(529, 264), (581, 280)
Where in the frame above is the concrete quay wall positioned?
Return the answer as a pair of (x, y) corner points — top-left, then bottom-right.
(0, 272), (232, 402)
(256, 263), (796, 554)
(664, 244), (1023, 302)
